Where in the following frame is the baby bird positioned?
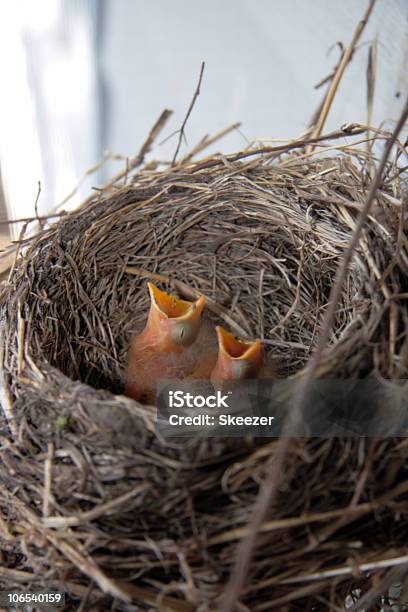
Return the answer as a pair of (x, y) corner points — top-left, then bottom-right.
(190, 326), (263, 380)
(125, 282), (206, 403)
(211, 326), (263, 381)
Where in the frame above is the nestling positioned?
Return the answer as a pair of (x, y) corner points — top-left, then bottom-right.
(211, 326), (264, 381)
(125, 282), (206, 403)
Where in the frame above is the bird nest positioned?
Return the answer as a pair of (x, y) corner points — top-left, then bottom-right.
(1, 130), (408, 610)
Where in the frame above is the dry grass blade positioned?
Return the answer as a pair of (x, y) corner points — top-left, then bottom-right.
(308, 0), (377, 151)
(171, 61), (205, 166)
(366, 37), (378, 168)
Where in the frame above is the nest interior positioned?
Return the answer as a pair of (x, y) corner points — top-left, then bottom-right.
(1, 146), (408, 610)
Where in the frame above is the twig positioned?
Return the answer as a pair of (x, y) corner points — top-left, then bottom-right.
(171, 62), (205, 166)
(42, 442), (54, 518)
(366, 38), (377, 133)
(366, 37), (378, 170)
(0, 212), (67, 225)
(192, 124), (367, 172)
(8, 221), (28, 283)
(0, 329), (18, 438)
(34, 181), (41, 220)
(314, 42), (345, 89)
(280, 553), (408, 584)
(43, 483), (149, 527)
(17, 303), (25, 375)
(307, 0), (376, 151)
(180, 122), (242, 163)
(221, 95), (408, 612)
(309, 43), (345, 127)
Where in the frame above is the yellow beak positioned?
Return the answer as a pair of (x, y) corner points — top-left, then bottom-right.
(145, 282), (206, 352)
(211, 326), (263, 380)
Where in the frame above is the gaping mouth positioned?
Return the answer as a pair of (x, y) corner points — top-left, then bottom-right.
(148, 282), (202, 319)
(216, 326), (260, 360)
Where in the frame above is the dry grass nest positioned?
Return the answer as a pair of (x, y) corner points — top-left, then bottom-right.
(1, 135), (408, 610)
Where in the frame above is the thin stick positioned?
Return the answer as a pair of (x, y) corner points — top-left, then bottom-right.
(0, 212), (66, 225)
(366, 38), (377, 135)
(42, 442), (54, 518)
(280, 553), (408, 584)
(221, 95), (408, 612)
(309, 43), (345, 128)
(0, 331), (18, 438)
(171, 61), (205, 166)
(308, 0), (376, 150)
(193, 124), (366, 172)
(314, 42), (345, 89)
(366, 37), (378, 171)
(43, 483), (149, 527)
(17, 303), (25, 375)
(8, 221), (28, 283)
(180, 122), (241, 163)
(34, 181), (41, 220)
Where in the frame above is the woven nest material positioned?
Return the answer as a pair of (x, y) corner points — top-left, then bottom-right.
(1, 137), (408, 610)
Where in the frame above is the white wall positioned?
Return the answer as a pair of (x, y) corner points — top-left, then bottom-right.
(0, 0), (99, 226)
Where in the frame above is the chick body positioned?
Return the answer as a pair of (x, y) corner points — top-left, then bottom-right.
(125, 283), (205, 403)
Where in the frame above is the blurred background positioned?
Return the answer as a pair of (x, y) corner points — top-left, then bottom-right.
(0, 0), (407, 243)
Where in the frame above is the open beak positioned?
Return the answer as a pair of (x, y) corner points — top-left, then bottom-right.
(146, 282), (205, 351)
(211, 326), (263, 380)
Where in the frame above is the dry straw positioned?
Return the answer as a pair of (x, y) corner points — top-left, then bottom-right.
(1, 7), (408, 610)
